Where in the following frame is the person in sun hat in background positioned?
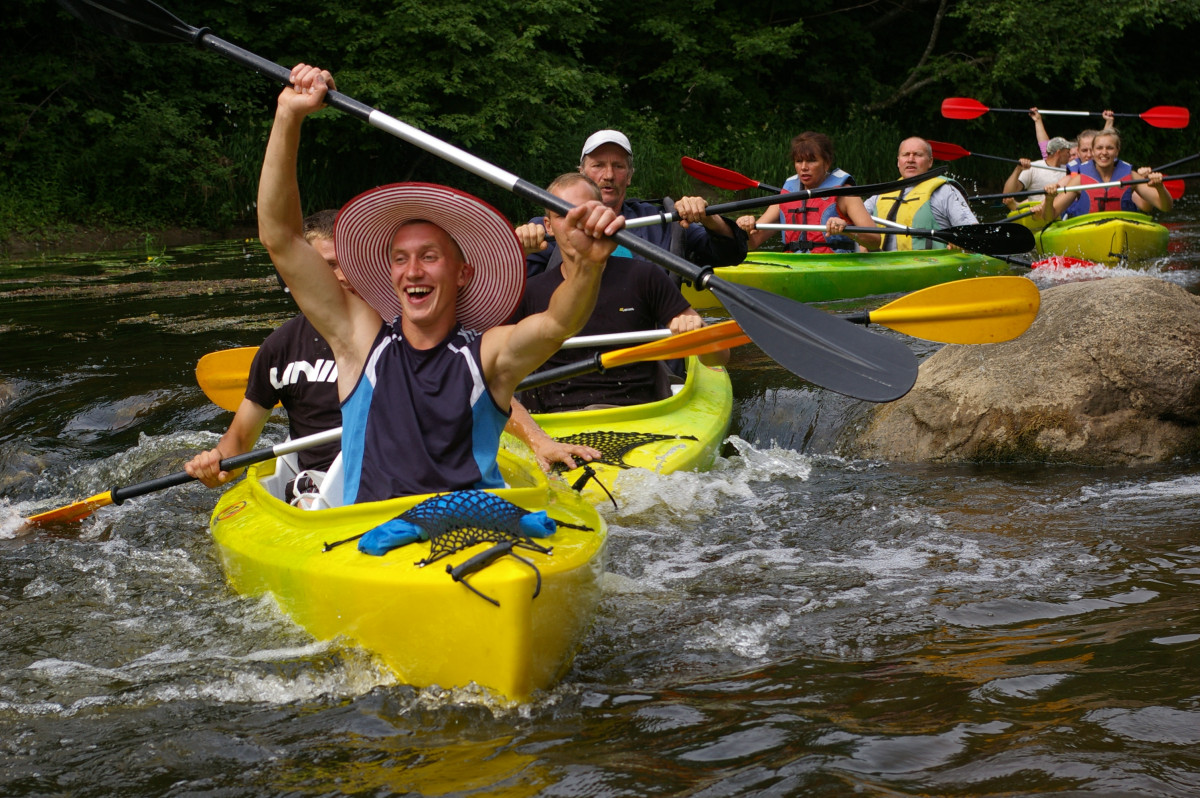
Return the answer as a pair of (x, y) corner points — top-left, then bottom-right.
(258, 63), (621, 503)
(185, 209), (347, 500)
(517, 129), (748, 277)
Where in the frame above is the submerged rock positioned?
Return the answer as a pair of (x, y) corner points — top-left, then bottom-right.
(850, 276), (1200, 465)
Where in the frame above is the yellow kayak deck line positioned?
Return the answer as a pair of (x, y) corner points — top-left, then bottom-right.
(210, 448), (607, 702)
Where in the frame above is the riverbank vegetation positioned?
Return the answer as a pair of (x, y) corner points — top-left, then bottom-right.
(6, 0), (1200, 252)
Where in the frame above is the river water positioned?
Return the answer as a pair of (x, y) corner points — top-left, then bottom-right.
(3, 206), (1200, 796)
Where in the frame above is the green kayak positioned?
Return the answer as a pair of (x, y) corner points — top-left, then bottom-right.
(681, 249), (1011, 310)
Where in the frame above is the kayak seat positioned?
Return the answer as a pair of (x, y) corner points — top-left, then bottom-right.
(305, 453), (345, 510)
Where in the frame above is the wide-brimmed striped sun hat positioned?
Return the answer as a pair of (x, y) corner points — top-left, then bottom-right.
(334, 183), (525, 331)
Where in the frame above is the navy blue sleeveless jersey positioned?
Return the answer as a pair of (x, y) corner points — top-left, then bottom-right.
(341, 321), (509, 504)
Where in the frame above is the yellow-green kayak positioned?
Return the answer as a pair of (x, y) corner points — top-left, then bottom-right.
(505, 356), (733, 505)
(1034, 211), (1169, 264)
(681, 249), (1010, 311)
(210, 448), (607, 701)
(1006, 199), (1049, 231)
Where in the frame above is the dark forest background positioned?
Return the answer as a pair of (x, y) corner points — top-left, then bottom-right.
(5, 0), (1200, 247)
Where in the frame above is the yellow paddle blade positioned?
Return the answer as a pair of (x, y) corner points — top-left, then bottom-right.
(195, 347), (275, 412)
(869, 276), (1040, 344)
(26, 491), (115, 526)
(601, 320), (752, 369)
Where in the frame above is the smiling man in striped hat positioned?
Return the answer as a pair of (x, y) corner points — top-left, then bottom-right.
(257, 63), (622, 504)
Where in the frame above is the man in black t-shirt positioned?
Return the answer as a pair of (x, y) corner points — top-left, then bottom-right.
(186, 211), (346, 489)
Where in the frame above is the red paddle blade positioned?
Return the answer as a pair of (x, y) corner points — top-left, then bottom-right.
(1140, 106), (1190, 129)
(1164, 179), (1185, 200)
(941, 97), (989, 120)
(680, 157), (761, 191)
(927, 140), (971, 161)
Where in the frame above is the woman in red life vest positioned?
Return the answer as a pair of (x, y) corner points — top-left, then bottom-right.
(1042, 129), (1173, 222)
(737, 132), (881, 253)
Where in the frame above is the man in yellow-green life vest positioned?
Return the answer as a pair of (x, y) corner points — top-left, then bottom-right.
(859, 137), (978, 251)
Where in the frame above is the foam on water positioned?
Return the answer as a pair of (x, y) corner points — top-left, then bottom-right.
(1081, 472), (1200, 504)
(685, 611), (792, 659)
(1027, 259), (1200, 291)
(0, 499), (31, 539)
(603, 436), (812, 524)
(587, 437), (1200, 680)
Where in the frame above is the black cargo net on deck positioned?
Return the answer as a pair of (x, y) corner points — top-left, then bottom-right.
(324, 490), (594, 607)
(551, 431), (698, 472)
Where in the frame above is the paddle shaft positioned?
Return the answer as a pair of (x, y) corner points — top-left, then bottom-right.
(184, 27), (921, 294)
(972, 170), (1200, 202)
(971, 151), (1067, 171)
(517, 321), (750, 391)
(25, 426), (345, 525)
(624, 169), (944, 229)
(1155, 152), (1200, 172)
(963, 105), (1173, 119)
(128, 25), (729, 292)
(562, 329), (668, 349)
(116, 428), (344, 504)
(760, 223), (945, 237)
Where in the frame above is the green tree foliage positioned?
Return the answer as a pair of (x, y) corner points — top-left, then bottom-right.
(4, 0), (1200, 243)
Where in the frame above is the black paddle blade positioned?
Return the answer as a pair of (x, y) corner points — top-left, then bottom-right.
(56, 0), (197, 43)
(711, 282), (918, 402)
(938, 222), (1035, 255)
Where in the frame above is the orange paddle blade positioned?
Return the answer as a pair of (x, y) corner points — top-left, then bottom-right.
(26, 491), (115, 526)
(602, 320), (751, 368)
(195, 346), (262, 412)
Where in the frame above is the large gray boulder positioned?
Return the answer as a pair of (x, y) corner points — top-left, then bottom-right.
(850, 276), (1200, 464)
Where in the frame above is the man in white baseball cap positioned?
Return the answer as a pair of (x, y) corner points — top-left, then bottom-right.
(518, 128), (747, 277)
(257, 64), (622, 504)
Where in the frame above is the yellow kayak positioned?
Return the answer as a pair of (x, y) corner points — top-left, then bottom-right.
(209, 448), (607, 701)
(1006, 199), (1049, 231)
(504, 356), (733, 504)
(1035, 211), (1169, 264)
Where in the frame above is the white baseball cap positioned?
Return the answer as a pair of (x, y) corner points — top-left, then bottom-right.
(580, 129), (633, 162)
